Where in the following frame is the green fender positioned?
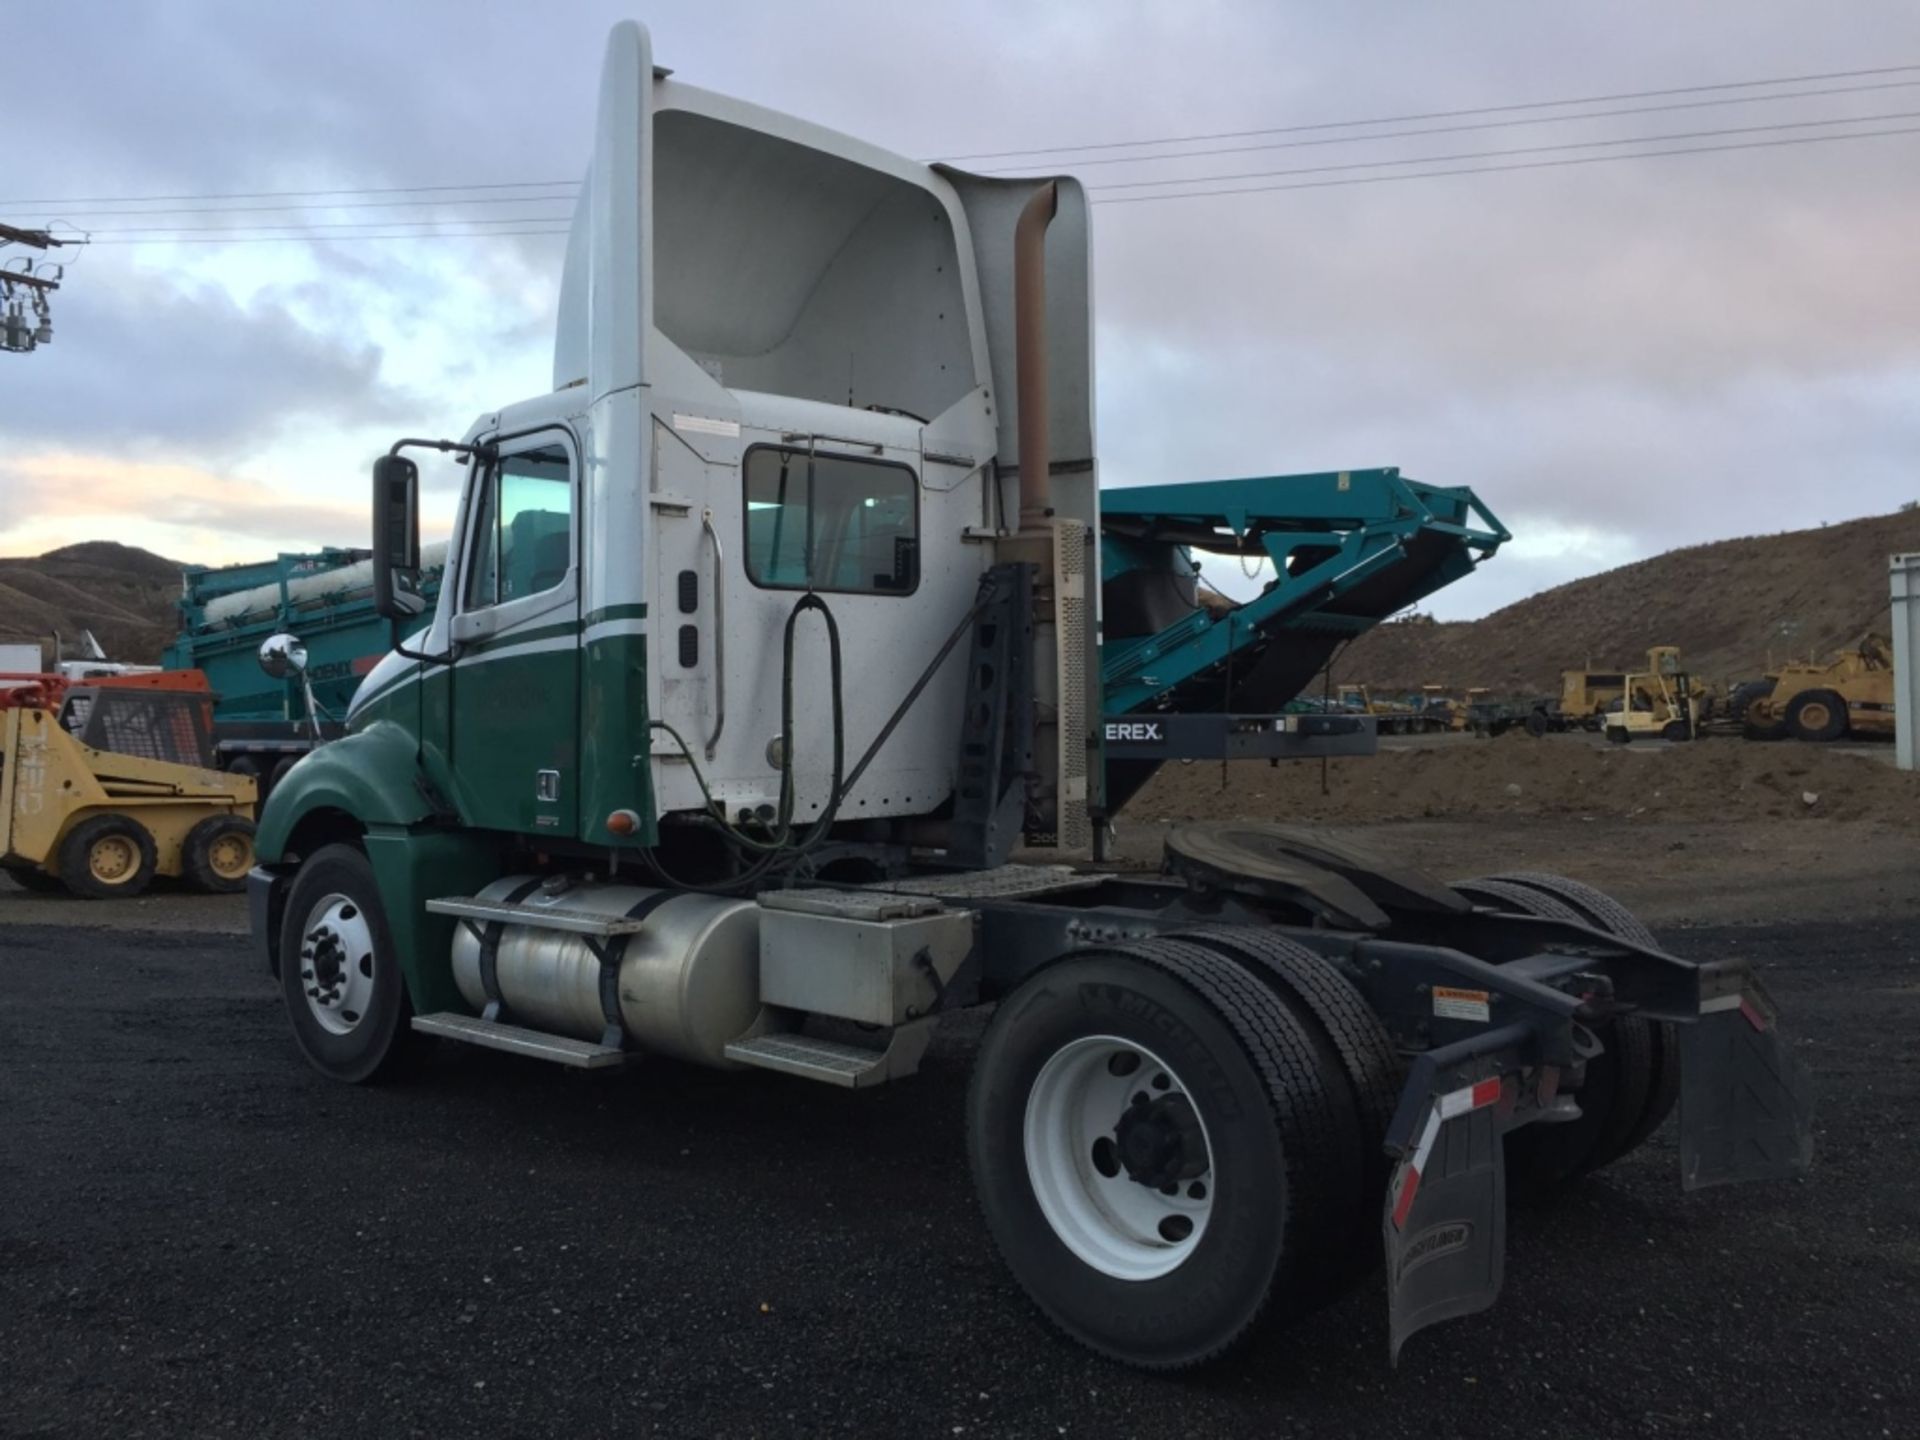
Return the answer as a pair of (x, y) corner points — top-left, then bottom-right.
(253, 720), (435, 862)
(255, 722), (500, 1016)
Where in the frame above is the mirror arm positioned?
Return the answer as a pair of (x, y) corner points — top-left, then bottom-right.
(388, 437), (494, 463)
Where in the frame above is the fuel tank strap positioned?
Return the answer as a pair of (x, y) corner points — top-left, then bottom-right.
(479, 878), (546, 1023)
(594, 888), (682, 1049)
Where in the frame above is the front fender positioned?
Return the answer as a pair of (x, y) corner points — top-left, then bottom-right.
(255, 721), (435, 862)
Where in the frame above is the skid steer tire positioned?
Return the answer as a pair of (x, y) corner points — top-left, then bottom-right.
(1483, 872), (1681, 1174)
(58, 815), (159, 899)
(968, 940), (1355, 1370)
(183, 814), (256, 894)
(1173, 924), (1402, 1288)
(279, 843), (430, 1085)
(1787, 689), (1848, 743)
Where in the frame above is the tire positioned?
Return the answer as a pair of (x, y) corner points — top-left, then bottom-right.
(279, 843), (428, 1084)
(267, 754), (301, 796)
(225, 754), (262, 781)
(1727, 680), (1772, 727)
(1660, 720), (1690, 743)
(2, 865), (67, 894)
(1787, 688), (1847, 743)
(1476, 872), (1680, 1176)
(57, 814), (158, 899)
(183, 814), (256, 893)
(1525, 709), (1550, 738)
(968, 941), (1355, 1370)
(1606, 725), (1630, 745)
(1172, 926), (1403, 1291)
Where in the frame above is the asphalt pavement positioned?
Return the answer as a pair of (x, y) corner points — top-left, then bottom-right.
(2, 918), (1914, 1438)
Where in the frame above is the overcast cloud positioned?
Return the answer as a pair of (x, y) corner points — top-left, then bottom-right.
(3, 0), (1918, 615)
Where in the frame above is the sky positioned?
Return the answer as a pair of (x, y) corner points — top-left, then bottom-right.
(4, 0), (1918, 619)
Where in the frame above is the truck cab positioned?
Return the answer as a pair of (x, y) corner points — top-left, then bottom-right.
(247, 20), (1810, 1380)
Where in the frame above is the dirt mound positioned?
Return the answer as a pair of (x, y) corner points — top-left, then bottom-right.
(1126, 734), (1920, 827)
(0, 542), (180, 664)
(1341, 508), (1920, 694)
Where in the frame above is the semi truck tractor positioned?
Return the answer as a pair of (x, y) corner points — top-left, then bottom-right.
(251, 22), (1812, 1373)
(164, 546), (446, 794)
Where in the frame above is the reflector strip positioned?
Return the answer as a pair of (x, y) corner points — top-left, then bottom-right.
(1700, 993), (1743, 1014)
(1393, 1080), (1505, 1231)
(1391, 1165), (1421, 1229)
(1739, 998), (1769, 1032)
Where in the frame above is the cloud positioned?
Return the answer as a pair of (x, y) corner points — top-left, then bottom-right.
(2, 277), (409, 454)
(7, 0), (1920, 621)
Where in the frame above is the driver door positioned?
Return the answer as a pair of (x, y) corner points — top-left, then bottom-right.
(448, 432), (581, 836)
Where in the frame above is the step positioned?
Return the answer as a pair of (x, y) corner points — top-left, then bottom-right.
(724, 1025), (932, 1089)
(411, 1012), (629, 1068)
(425, 896), (652, 938)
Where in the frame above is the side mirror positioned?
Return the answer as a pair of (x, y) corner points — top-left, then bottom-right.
(372, 454), (426, 619)
(258, 632), (308, 680)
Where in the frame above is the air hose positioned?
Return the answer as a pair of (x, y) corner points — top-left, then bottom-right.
(643, 590), (846, 891)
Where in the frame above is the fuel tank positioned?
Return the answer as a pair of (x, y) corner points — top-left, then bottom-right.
(449, 878), (771, 1067)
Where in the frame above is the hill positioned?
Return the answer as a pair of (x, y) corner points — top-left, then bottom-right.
(0, 542), (181, 665)
(1339, 508), (1920, 694)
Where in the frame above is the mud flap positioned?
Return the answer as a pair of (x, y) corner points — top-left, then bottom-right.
(1679, 982), (1814, 1190)
(1382, 1087), (1506, 1363)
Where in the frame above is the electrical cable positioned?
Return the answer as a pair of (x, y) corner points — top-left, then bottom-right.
(934, 61), (1920, 162)
(1091, 121), (1920, 205)
(977, 77), (1920, 173)
(1084, 106), (1920, 193)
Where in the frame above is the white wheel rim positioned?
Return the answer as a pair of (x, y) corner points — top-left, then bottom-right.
(1023, 1035), (1216, 1281)
(298, 892), (377, 1037)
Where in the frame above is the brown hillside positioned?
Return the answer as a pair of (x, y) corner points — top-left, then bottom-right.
(1341, 508), (1920, 695)
(0, 542), (181, 665)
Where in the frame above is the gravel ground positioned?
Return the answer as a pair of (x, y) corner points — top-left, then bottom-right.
(3, 919), (1915, 1439)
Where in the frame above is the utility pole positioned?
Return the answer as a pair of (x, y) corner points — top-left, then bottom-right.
(1, 221), (76, 354)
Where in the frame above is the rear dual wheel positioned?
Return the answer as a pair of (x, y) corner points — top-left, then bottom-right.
(969, 935), (1386, 1370)
(1455, 872), (1680, 1192)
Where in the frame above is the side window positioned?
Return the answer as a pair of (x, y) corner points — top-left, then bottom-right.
(744, 447), (918, 595)
(462, 443), (573, 610)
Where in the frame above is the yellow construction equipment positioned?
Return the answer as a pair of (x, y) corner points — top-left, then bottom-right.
(1742, 634), (1895, 742)
(1, 675), (256, 898)
(1603, 646), (1698, 744)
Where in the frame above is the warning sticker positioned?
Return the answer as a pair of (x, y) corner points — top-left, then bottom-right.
(1432, 986), (1491, 1023)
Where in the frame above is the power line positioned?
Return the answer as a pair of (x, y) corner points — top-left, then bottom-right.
(1089, 121), (1920, 206)
(83, 214), (575, 235)
(31, 193), (586, 220)
(75, 122), (1920, 243)
(0, 179), (580, 207)
(980, 78), (1920, 173)
(937, 61), (1920, 162)
(82, 228), (573, 245)
(1082, 106), (1920, 192)
(13, 61), (1920, 212)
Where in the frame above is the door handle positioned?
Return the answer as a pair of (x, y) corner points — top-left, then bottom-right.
(701, 509), (725, 759)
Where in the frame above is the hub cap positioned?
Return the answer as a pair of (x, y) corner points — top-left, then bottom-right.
(208, 832), (251, 879)
(1023, 1036), (1216, 1281)
(88, 834), (139, 884)
(299, 893), (375, 1036)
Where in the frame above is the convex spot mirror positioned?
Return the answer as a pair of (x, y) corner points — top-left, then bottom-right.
(258, 632), (308, 680)
(372, 454), (426, 619)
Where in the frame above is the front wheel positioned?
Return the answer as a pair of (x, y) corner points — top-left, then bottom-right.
(279, 843), (428, 1083)
(1788, 689), (1847, 742)
(968, 942), (1354, 1370)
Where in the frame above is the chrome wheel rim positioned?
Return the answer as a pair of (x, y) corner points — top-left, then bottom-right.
(1023, 1035), (1216, 1281)
(299, 892), (376, 1036)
